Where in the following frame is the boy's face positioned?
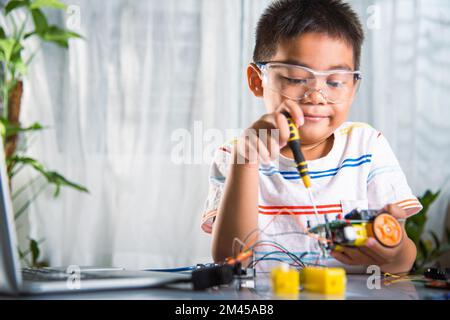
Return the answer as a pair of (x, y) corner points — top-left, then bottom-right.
(249, 32), (359, 145)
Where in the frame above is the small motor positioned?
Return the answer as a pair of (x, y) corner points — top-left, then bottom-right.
(310, 208), (404, 250)
(336, 209), (403, 248)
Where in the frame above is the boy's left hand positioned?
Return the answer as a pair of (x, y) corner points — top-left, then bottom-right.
(330, 204), (407, 267)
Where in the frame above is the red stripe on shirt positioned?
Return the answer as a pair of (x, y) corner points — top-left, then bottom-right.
(258, 204), (342, 210)
(258, 209), (342, 215)
(395, 199), (421, 208)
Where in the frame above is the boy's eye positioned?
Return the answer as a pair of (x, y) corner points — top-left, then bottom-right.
(282, 76), (307, 85)
(327, 81), (345, 88)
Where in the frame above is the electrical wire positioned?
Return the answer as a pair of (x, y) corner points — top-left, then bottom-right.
(250, 257), (299, 268)
(253, 244), (305, 268)
(233, 206), (332, 259)
(249, 251), (308, 268)
(144, 266), (197, 272)
(228, 205), (335, 271)
(246, 239), (325, 269)
(382, 273), (426, 286)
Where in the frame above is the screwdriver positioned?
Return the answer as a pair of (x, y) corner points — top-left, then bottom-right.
(282, 111), (311, 189)
(282, 112), (332, 242)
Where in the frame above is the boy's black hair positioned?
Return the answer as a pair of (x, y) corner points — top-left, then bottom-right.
(253, 0), (364, 70)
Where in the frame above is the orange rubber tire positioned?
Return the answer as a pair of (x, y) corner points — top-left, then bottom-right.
(372, 213), (403, 247)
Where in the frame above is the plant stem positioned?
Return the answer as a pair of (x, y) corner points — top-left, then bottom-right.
(12, 175), (41, 201)
(14, 183), (48, 220)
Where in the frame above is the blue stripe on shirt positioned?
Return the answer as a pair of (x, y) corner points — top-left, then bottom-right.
(259, 154), (372, 180)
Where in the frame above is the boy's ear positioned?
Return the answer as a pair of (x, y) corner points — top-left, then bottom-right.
(247, 63), (264, 97)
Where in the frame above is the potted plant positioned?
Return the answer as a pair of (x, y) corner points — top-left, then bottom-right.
(406, 189), (450, 273)
(0, 0), (88, 267)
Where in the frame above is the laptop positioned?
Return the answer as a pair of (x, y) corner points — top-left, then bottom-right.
(0, 140), (189, 295)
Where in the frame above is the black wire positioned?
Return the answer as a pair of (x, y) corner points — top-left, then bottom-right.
(249, 251), (307, 268)
(257, 240), (307, 266)
(251, 255), (301, 269)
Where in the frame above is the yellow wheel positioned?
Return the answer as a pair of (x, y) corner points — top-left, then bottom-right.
(372, 213), (402, 247)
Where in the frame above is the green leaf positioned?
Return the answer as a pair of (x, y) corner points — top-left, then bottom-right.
(11, 42), (24, 56)
(0, 38), (17, 62)
(29, 0), (67, 10)
(10, 45), (27, 76)
(5, 0), (29, 15)
(44, 170), (90, 197)
(417, 189), (441, 215)
(405, 220), (421, 245)
(29, 238), (40, 266)
(7, 155), (44, 173)
(13, 57), (27, 75)
(31, 8), (48, 34)
(6, 155), (90, 196)
(0, 121), (6, 139)
(0, 27), (6, 39)
(40, 25), (82, 48)
(24, 31), (37, 39)
(406, 189), (441, 247)
(1, 118), (45, 137)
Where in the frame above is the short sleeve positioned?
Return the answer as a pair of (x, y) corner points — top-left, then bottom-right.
(200, 143), (233, 233)
(367, 132), (422, 216)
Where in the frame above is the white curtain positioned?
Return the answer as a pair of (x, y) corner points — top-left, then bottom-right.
(348, 0), (450, 238)
(15, 0), (450, 269)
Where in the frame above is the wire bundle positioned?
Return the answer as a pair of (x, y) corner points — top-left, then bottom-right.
(248, 240), (308, 269)
(231, 207), (332, 270)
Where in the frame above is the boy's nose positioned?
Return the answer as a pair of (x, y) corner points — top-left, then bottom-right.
(301, 88), (328, 105)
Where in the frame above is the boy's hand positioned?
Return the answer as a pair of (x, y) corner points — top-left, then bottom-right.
(234, 100), (304, 165)
(330, 204), (413, 271)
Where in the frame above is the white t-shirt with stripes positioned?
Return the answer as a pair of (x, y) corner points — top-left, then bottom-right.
(201, 122), (422, 272)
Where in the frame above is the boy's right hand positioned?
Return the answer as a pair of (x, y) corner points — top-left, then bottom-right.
(234, 100), (304, 165)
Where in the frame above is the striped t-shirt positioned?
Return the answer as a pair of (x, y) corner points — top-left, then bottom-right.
(201, 122), (422, 272)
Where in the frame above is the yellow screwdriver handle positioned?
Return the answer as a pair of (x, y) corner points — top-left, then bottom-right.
(282, 112), (311, 189)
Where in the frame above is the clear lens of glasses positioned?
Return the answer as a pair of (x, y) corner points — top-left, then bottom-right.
(261, 63), (360, 103)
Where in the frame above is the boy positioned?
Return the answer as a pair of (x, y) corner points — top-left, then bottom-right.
(201, 0), (422, 274)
